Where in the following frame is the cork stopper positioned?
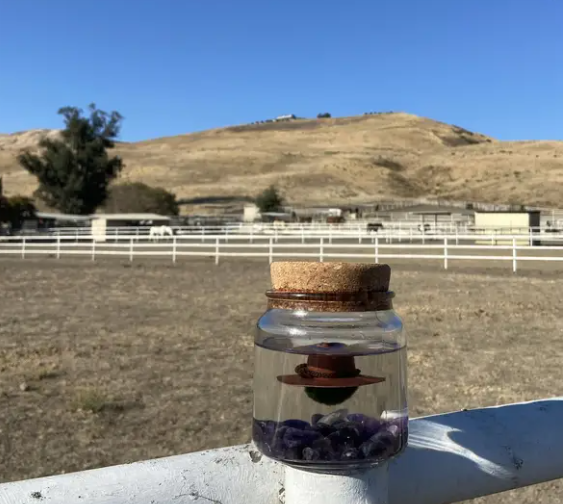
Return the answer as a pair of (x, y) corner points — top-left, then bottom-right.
(270, 262), (390, 293)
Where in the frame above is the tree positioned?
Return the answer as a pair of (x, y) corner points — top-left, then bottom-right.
(0, 195), (36, 229)
(255, 185), (284, 213)
(317, 112), (331, 119)
(17, 104), (124, 215)
(0, 177), (36, 229)
(104, 182), (179, 216)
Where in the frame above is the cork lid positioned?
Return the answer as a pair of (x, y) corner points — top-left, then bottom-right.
(270, 262), (391, 293)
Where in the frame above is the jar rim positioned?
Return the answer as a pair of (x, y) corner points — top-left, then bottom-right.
(266, 290), (395, 301)
(265, 290), (395, 312)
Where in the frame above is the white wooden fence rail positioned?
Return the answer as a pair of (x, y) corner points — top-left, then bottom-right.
(2, 234), (563, 272)
(0, 397), (561, 504)
(36, 223), (562, 242)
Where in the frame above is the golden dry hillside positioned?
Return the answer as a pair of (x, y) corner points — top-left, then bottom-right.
(1, 112), (563, 208)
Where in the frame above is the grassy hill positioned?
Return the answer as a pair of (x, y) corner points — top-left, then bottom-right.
(1, 112), (562, 209)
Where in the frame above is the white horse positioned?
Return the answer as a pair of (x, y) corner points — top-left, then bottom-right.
(149, 225), (174, 242)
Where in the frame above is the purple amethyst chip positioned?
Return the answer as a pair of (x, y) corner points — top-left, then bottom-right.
(340, 448), (360, 460)
(311, 422), (333, 437)
(284, 427), (322, 449)
(303, 447), (320, 461)
(283, 419), (310, 430)
(337, 424), (362, 444)
(386, 424), (401, 438)
(362, 417), (383, 439)
(346, 413), (367, 423)
(311, 414), (324, 426)
(360, 430), (396, 459)
(312, 438), (336, 461)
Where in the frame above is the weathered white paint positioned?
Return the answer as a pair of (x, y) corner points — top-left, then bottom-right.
(0, 445), (282, 504)
(285, 465), (388, 504)
(1, 397), (562, 504)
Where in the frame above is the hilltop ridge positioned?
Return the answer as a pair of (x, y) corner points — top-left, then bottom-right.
(1, 112), (562, 208)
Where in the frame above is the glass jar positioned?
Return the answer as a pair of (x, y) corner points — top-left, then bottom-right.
(253, 262), (407, 471)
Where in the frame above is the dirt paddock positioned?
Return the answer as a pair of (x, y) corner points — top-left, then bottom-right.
(1, 257), (562, 503)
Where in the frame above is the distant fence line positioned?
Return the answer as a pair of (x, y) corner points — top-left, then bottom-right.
(2, 233), (563, 273)
(17, 222), (563, 240)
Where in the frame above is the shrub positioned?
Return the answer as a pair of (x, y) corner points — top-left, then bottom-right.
(0, 195), (36, 229)
(104, 182), (179, 216)
(255, 185), (284, 213)
(317, 112), (331, 119)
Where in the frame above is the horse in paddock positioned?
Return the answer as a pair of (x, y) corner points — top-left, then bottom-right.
(149, 225), (174, 242)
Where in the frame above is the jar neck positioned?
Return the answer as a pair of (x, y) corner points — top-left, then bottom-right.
(265, 290), (394, 312)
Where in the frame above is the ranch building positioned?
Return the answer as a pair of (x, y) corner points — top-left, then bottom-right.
(474, 210), (541, 246)
(374, 204), (475, 226)
(25, 212), (92, 234)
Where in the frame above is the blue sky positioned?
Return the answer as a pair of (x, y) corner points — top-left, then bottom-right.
(0, 0), (562, 142)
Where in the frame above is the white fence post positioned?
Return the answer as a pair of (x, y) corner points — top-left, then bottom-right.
(444, 237), (448, 270)
(215, 237), (219, 265)
(375, 236), (379, 263)
(320, 237), (324, 262)
(455, 228), (459, 245)
(301, 226), (305, 244)
(329, 225), (333, 245)
(250, 227), (253, 244)
(56, 236), (61, 259)
(201, 227), (205, 243)
(172, 236), (177, 264)
(285, 465), (388, 504)
(513, 237), (517, 273)
(268, 237), (273, 264)
(129, 238), (133, 262)
(91, 239), (96, 262)
(21, 237), (26, 259)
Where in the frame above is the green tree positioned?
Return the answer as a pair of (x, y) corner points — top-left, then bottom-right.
(104, 182), (179, 216)
(317, 112), (331, 118)
(255, 185), (284, 213)
(17, 104), (124, 215)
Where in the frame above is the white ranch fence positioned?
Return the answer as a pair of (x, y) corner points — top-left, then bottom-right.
(28, 222), (563, 240)
(1, 397), (562, 504)
(14, 222), (563, 253)
(1, 233), (563, 272)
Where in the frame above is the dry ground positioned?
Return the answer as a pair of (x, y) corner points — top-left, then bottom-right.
(1, 257), (563, 503)
(2, 113), (563, 208)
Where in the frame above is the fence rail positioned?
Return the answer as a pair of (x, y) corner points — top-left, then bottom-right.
(2, 234), (563, 272)
(12, 222), (563, 240)
(1, 397), (562, 504)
